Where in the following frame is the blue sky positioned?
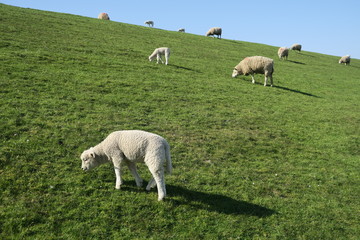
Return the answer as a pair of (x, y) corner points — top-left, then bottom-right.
(2, 0), (359, 59)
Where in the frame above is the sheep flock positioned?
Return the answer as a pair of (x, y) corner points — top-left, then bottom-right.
(85, 12), (354, 200)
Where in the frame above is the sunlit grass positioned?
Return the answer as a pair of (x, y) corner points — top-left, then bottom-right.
(1, 3), (359, 239)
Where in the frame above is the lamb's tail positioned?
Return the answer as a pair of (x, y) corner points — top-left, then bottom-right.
(164, 142), (172, 174)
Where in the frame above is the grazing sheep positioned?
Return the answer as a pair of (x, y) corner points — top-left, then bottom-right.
(206, 27), (222, 38)
(178, 28), (185, 32)
(80, 130), (172, 201)
(149, 47), (170, 65)
(145, 20), (154, 27)
(290, 43), (302, 52)
(278, 47), (289, 60)
(98, 13), (110, 20)
(339, 55), (351, 65)
(232, 56), (274, 87)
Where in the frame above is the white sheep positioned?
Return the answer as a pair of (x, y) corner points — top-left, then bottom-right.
(145, 20), (154, 27)
(149, 47), (170, 65)
(232, 56), (274, 87)
(98, 13), (110, 20)
(80, 130), (172, 201)
(290, 43), (302, 52)
(278, 47), (289, 60)
(339, 55), (351, 65)
(178, 28), (185, 32)
(206, 27), (222, 38)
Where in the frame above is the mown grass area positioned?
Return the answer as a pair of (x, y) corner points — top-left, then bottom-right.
(1, 3), (360, 239)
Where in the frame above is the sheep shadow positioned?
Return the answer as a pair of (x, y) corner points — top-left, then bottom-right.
(166, 185), (276, 217)
(288, 60), (305, 65)
(273, 85), (320, 98)
(245, 81), (320, 98)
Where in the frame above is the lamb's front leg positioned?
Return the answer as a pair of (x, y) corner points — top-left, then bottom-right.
(126, 161), (143, 187)
(157, 54), (164, 64)
(114, 167), (123, 189)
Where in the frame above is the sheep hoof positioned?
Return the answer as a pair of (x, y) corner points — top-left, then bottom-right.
(136, 180), (143, 187)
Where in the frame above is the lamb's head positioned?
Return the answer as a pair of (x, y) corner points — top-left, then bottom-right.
(232, 68), (242, 78)
(80, 148), (101, 171)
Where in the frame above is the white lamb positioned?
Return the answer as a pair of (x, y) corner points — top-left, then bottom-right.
(339, 55), (350, 65)
(98, 13), (110, 20)
(290, 43), (302, 52)
(145, 20), (154, 27)
(206, 27), (222, 38)
(278, 47), (289, 60)
(80, 130), (172, 201)
(149, 47), (170, 65)
(232, 56), (274, 87)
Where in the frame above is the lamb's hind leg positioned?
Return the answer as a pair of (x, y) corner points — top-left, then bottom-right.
(147, 166), (166, 201)
(165, 52), (169, 65)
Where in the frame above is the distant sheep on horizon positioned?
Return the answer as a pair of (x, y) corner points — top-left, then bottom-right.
(145, 20), (154, 27)
(290, 43), (302, 52)
(339, 55), (351, 65)
(278, 47), (289, 60)
(98, 13), (110, 20)
(232, 56), (274, 87)
(206, 27), (222, 38)
(178, 28), (185, 32)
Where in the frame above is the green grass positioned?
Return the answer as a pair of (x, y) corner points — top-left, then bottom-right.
(1, 3), (360, 239)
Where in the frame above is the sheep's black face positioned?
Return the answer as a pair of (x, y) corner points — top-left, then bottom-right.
(80, 149), (98, 171)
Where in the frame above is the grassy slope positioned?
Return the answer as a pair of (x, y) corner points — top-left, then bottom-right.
(1, 4), (359, 239)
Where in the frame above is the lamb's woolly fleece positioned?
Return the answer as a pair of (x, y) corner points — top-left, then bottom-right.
(339, 55), (351, 65)
(290, 43), (302, 51)
(98, 13), (110, 20)
(206, 27), (222, 38)
(278, 47), (289, 60)
(80, 130), (172, 201)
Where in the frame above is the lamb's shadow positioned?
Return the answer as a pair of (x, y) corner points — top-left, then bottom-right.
(169, 64), (201, 73)
(166, 185), (276, 217)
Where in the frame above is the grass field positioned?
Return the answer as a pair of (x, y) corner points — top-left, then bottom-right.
(1, 3), (359, 239)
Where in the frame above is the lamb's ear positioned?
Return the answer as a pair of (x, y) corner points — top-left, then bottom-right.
(90, 150), (96, 158)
